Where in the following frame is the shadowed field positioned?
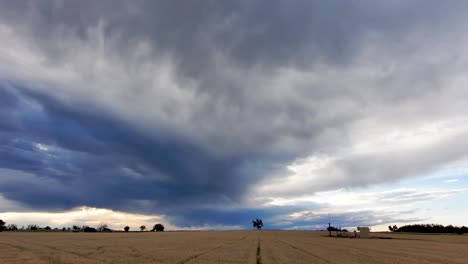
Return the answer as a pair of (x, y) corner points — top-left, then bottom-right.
(0, 231), (466, 263)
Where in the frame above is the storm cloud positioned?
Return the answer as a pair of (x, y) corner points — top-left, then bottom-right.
(1, 0), (468, 228)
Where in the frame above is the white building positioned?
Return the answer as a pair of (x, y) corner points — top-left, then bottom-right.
(357, 226), (370, 238)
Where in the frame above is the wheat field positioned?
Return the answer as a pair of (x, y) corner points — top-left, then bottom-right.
(0, 230), (466, 263)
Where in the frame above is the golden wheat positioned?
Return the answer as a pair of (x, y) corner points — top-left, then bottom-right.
(0, 231), (466, 263)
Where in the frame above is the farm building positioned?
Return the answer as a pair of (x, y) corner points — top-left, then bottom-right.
(357, 227), (370, 238)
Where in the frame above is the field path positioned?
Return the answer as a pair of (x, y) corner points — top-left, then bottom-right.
(259, 237), (331, 264)
(180, 233), (257, 264)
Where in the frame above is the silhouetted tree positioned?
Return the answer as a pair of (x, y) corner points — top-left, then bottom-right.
(140, 225), (146, 232)
(72, 225), (80, 232)
(0, 219), (5, 232)
(7, 224), (18, 231)
(82, 226), (97, 232)
(27, 224), (39, 231)
(124, 226), (130, 232)
(97, 224), (111, 232)
(44, 226), (52, 231)
(390, 224), (467, 234)
(327, 223), (340, 237)
(388, 225), (394, 232)
(152, 223), (165, 232)
(252, 219), (263, 230)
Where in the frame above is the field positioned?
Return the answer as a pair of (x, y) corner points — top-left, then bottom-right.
(0, 231), (467, 263)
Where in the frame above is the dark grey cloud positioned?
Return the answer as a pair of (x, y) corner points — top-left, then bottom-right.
(1, 0), (468, 228)
(0, 83), (275, 213)
(3, 0), (464, 68)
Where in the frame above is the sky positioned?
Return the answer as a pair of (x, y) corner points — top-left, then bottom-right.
(1, 0), (468, 231)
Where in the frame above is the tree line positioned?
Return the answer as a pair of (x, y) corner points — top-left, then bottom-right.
(0, 219), (164, 232)
(2, 218), (263, 232)
(388, 224), (467, 234)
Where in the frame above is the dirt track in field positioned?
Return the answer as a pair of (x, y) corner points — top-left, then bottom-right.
(0, 230), (466, 263)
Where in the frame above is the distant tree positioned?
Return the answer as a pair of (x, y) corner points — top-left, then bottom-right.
(389, 224), (467, 234)
(459, 226), (468, 235)
(82, 226), (97, 232)
(97, 224), (111, 232)
(27, 224), (39, 231)
(7, 224), (18, 231)
(152, 223), (165, 232)
(252, 219), (263, 230)
(124, 226), (130, 232)
(0, 219), (6, 232)
(327, 223), (340, 237)
(44, 226), (52, 231)
(388, 225), (394, 232)
(72, 225), (81, 232)
(140, 225), (146, 232)
(62, 227), (67, 232)
(397, 224), (467, 234)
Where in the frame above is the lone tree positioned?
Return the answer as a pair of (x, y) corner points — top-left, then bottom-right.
(252, 219), (263, 230)
(152, 223), (165, 232)
(140, 225), (146, 232)
(0, 219), (6, 232)
(124, 226), (130, 232)
(327, 223), (341, 237)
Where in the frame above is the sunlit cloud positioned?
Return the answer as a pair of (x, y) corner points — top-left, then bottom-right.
(0, 206), (164, 231)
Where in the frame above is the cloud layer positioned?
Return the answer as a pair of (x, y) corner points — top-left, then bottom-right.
(1, 0), (468, 228)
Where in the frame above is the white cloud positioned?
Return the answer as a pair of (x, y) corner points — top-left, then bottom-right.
(444, 179), (459, 183)
(264, 187), (468, 214)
